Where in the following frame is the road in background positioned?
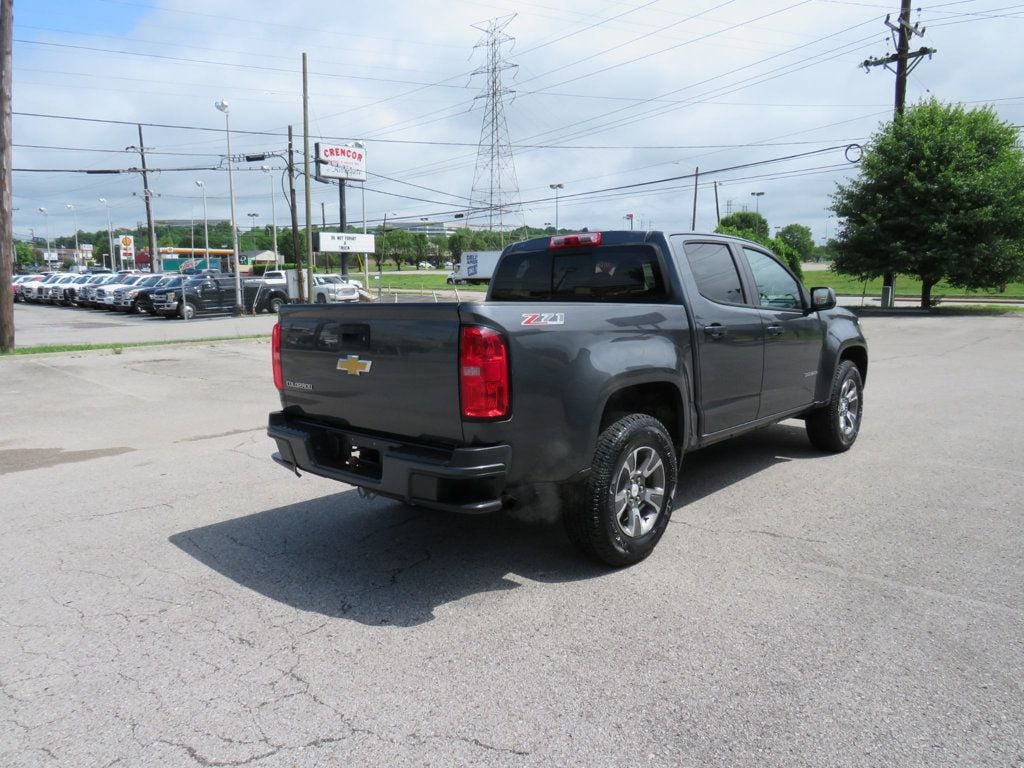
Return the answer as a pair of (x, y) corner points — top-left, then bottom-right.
(1, 314), (1022, 766)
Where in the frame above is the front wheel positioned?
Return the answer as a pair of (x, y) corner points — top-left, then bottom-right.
(179, 301), (197, 320)
(315, 293), (327, 304)
(805, 360), (863, 452)
(269, 297), (285, 313)
(564, 414), (678, 567)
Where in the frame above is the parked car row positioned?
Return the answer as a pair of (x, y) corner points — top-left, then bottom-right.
(13, 271), (176, 314)
(12, 270), (363, 317)
(11, 270), (290, 318)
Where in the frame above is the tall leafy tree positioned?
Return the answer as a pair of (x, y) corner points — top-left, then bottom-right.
(777, 224), (815, 262)
(448, 231), (466, 264)
(719, 211), (769, 239)
(715, 224), (803, 281)
(831, 99), (1024, 308)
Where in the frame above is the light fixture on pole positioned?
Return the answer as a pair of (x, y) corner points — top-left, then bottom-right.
(98, 199), (114, 269)
(65, 204), (80, 267)
(750, 191), (765, 214)
(214, 98), (243, 314)
(194, 180), (210, 266)
(37, 207), (51, 266)
(549, 183), (564, 231)
(260, 165), (279, 267)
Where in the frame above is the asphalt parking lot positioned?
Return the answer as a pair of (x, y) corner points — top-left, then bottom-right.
(1, 308), (1022, 767)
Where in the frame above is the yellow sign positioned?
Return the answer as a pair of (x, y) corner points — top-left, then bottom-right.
(120, 235), (135, 253)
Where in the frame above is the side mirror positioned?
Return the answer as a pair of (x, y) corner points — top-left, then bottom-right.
(809, 286), (836, 312)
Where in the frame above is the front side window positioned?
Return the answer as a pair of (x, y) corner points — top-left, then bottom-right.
(682, 242), (746, 305)
(743, 248), (803, 310)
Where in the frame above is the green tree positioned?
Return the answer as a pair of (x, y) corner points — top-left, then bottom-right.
(14, 241), (34, 269)
(412, 233), (430, 266)
(777, 224), (815, 262)
(831, 99), (1024, 308)
(719, 211), (769, 239)
(429, 235), (448, 263)
(714, 224), (803, 281)
(448, 231), (466, 264)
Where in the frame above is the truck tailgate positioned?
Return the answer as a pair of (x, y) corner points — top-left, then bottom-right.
(276, 303), (465, 443)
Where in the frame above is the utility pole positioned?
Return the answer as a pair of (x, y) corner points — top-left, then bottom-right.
(131, 125), (161, 274)
(690, 167), (699, 230)
(339, 178), (348, 279)
(302, 53), (314, 303)
(862, 0), (936, 307)
(288, 125), (305, 303)
(0, 0), (13, 352)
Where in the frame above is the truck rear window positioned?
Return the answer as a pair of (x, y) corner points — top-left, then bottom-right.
(490, 246), (667, 302)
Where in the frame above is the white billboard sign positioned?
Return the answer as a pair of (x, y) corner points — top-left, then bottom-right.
(315, 142), (366, 182)
(317, 232), (375, 253)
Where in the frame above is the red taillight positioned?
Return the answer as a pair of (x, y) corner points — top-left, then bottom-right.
(549, 232), (603, 249)
(272, 322), (283, 391)
(460, 326), (509, 420)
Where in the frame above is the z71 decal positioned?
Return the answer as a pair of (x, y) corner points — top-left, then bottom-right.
(521, 313), (565, 326)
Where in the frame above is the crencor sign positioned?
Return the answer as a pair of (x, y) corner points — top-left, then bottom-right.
(315, 142), (366, 182)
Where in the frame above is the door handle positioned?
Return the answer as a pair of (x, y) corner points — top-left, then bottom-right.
(766, 324), (784, 336)
(703, 324), (726, 339)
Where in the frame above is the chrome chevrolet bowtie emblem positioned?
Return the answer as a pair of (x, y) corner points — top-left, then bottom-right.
(337, 355), (372, 376)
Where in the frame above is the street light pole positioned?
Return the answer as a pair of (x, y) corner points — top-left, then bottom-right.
(751, 191), (765, 214)
(98, 198), (113, 270)
(65, 203), (80, 267)
(549, 183), (564, 231)
(215, 99), (243, 314)
(261, 165), (278, 268)
(195, 180), (210, 266)
(37, 207), (51, 267)
(247, 212), (259, 254)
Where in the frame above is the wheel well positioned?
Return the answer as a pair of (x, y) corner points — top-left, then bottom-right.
(600, 383), (684, 452)
(840, 345), (868, 384)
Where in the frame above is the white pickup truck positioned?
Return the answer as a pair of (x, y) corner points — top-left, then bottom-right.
(312, 274), (363, 304)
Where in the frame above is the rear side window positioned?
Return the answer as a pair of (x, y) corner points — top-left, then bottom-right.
(490, 246), (667, 302)
(682, 242), (746, 305)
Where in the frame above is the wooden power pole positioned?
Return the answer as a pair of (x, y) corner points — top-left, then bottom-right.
(0, 0), (13, 352)
(861, 0), (936, 306)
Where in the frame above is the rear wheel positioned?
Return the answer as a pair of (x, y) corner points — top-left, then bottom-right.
(315, 293), (327, 304)
(806, 360), (863, 452)
(564, 414), (677, 567)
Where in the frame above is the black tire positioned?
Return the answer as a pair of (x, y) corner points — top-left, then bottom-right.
(315, 293), (327, 304)
(269, 297), (285, 313)
(564, 414), (678, 567)
(806, 360), (864, 452)
(180, 301), (196, 320)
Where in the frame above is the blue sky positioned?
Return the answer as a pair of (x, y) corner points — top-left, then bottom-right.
(11, 0), (1024, 247)
(16, 0), (148, 38)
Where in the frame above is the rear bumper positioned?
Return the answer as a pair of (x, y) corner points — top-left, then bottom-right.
(267, 411), (511, 514)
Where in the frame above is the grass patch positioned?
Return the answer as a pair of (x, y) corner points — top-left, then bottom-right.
(809, 270), (1024, 299)
(928, 304), (1024, 315)
(367, 273), (488, 292)
(0, 335), (269, 357)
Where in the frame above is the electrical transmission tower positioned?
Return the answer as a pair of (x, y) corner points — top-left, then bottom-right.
(467, 15), (523, 241)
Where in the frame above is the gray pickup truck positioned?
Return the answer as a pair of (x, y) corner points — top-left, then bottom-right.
(268, 231), (867, 566)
